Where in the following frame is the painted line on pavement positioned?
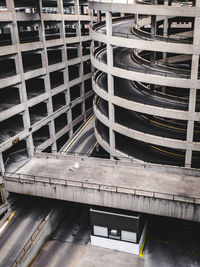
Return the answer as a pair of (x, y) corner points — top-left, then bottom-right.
(0, 210), (16, 234)
(62, 114), (95, 154)
(139, 231), (148, 258)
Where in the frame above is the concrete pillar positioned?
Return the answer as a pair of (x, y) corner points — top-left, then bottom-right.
(162, 1), (168, 93)
(135, 14), (138, 25)
(26, 137), (34, 157)
(97, 11), (102, 23)
(58, 0), (73, 139)
(6, 0), (34, 158)
(60, 0), (77, 142)
(106, 11), (115, 156)
(151, 15), (156, 64)
(38, 0), (57, 152)
(0, 153), (5, 175)
(74, 0), (79, 15)
(151, 15), (156, 38)
(185, 15), (200, 167)
(89, 8), (94, 28)
(77, 0), (86, 123)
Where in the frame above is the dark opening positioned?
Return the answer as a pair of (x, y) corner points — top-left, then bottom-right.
(50, 71), (64, 89)
(47, 47), (62, 65)
(0, 86), (20, 112)
(56, 132), (69, 151)
(52, 92), (66, 111)
(0, 23), (12, 46)
(32, 125), (50, 147)
(22, 51), (42, 72)
(0, 114), (24, 144)
(26, 77), (45, 99)
(70, 84), (81, 101)
(29, 102), (47, 125)
(68, 64), (79, 81)
(54, 113), (68, 133)
(17, 21), (39, 43)
(67, 43), (79, 59)
(72, 102), (82, 120)
(0, 57), (16, 78)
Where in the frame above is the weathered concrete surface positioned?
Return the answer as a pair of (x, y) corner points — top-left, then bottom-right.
(31, 242), (144, 267)
(3, 154), (200, 222)
(30, 204), (144, 267)
(20, 205), (64, 267)
(0, 201), (50, 267)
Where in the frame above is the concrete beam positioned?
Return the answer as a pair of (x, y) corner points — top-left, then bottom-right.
(92, 77), (200, 121)
(88, 2), (200, 17)
(4, 178), (200, 222)
(94, 102), (200, 151)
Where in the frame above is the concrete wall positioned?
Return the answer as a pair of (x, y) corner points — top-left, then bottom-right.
(89, 0), (200, 168)
(4, 177), (200, 222)
(0, 0), (93, 175)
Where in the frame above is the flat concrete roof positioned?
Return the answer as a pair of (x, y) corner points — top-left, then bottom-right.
(13, 155), (200, 199)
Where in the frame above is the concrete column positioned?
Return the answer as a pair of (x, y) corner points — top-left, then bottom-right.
(106, 11), (112, 36)
(162, 2), (168, 93)
(97, 11), (102, 23)
(18, 84), (23, 103)
(151, 15), (156, 65)
(89, 8), (94, 28)
(65, 86), (73, 139)
(38, 0), (57, 152)
(57, 0), (62, 14)
(185, 15), (200, 167)
(26, 137), (34, 157)
(67, 101), (73, 139)
(106, 11), (115, 155)
(6, 0), (34, 158)
(163, 2), (168, 48)
(60, 0), (79, 143)
(151, 15), (156, 38)
(0, 153), (5, 175)
(74, 0), (79, 14)
(135, 14), (138, 25)
(77, 0), (86, 122)
(58, 0), (73, 139)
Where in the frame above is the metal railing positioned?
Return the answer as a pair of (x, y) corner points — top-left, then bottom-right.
(90, 18), (193, 45)
(92, 70), (189, 111)
(93, 48), (192, 80)
(93, 97), (188, 142)
(4, 148), (29, 170)
(4, 171), (200, 205)
(132, 25), (193, 44)
(132, 50), (192, 78)
(12, 209), (53, 267)
(89, 0), (193, 6)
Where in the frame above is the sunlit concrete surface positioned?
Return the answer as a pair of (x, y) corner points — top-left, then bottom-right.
(10, 155), (200, 198)
(31, 242), (144, 267)
(4, 154), (200, 221)
(61, 115), (96, 155)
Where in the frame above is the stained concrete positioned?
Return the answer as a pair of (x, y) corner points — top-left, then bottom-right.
(11, 156), (200, 198)
(4, 154), (200, 221)
(30, 204), (144, 267)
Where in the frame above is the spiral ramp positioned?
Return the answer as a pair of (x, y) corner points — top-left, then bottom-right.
(89, 0), (200, 168)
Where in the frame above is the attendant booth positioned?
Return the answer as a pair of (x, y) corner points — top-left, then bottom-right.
(90, 207), (147, 255)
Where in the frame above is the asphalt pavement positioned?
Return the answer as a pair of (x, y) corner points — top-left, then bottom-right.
(0, 198), (51, 267)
